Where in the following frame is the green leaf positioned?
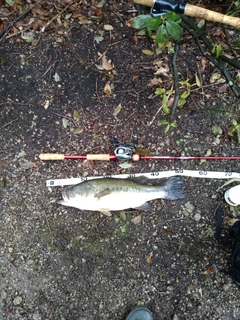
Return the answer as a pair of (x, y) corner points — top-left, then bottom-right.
(165, 12), (181, 22)
(73, 109), (80, 120)
(180, 90), (190, 100)
(166, 20), (182, 40)
(155, 87), (165, 95)
(131, 15), (153, 29)
(156, 24), (168, 44)
(159, 119), (169, 125)
(164, 123), (170, 133)
(162, 94), (171, 115)
(146, 17), (161, 30)
(195, 72), (201, 87)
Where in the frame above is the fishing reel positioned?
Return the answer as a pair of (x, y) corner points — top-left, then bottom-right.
(112, 137), (138, 161)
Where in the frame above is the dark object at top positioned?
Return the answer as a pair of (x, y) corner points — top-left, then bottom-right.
(151, 0), (186, 17)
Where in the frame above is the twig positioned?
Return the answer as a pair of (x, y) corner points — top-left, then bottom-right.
(0, 119), (17, 130)
(41, 2), (73, 32)
(0, 0), (44, 41)
(147, 105), (162, 127)
(180, 16), (240, 97)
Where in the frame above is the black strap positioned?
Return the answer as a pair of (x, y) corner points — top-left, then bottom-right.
(215, 207), (224, 242)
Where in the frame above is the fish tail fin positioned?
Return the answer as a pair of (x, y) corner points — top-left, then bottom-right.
(164, 176), (185, 200)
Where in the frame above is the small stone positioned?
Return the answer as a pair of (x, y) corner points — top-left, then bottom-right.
(223, 283), (231, 291)
(13, 296), (22, 305)
(194, 212), (201, 222)
(211, 125), (222, 136)
(32, 313), (41, 320)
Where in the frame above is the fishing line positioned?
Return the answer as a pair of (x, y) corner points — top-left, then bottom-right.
(46, 169), (240, 187)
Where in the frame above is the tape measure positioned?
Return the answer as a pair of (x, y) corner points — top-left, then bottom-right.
(46, 169), (240, 187)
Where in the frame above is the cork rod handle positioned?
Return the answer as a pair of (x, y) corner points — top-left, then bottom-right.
(86, 154), (111, 161)
(185, 4), (240, 28)
(134, 0), (154, 6)
(39, 154), (65, 160)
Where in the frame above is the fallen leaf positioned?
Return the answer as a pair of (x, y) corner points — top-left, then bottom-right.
(146, 251), (153, 265)
(142, 49), (154, 56)
(113, 103), (122, 116)
(200, 149), (212, 163)
(65, 13), (72, 20)
(195, 72), (201, 87)
(43, 100), (50, 109)
(73, 109), (80, 120)
(154, 65), (170, 76)
(21, 33), (34, 43)
(135, 149), (151, 156)
(62, 118), (69, 128)
(132, 75), (139, 81)
(97, 0), (105, 8)
(119, 162), (133, 169)
(94, 36), (104, 43)
(53, 73), (60, 82)
(0, 177), (5, 188)
(150, 77), (161, 85)
(202, 266), (211, 274)
(69, 128), (83, 134)
(102, 53), (114, 70)
(104, 24), (114, 30)
(201, 58), (209, 70)
(131, 214), (141, 225)
(119, 211), (126, 221)
(103, 81), (112, 95)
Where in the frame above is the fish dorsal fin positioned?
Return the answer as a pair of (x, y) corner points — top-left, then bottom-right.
(94, 188), (111, 199)
(130, 175), (148, 184)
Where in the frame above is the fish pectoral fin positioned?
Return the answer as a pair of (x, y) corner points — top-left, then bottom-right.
(99, 209), (112, 216)
(134, 203), (152, 211)
(94, 188), (111, 199)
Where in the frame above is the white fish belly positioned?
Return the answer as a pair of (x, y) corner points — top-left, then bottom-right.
(70, 189), (166, 211)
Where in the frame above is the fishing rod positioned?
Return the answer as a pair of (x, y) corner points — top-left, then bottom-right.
(134, 0), (240, 28)
(40, 153), (240, 161)
(40, 138), (240, 162)
(46, 169), (240, 187)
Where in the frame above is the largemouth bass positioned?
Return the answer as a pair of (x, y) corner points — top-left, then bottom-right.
(58, 176), (185, 216)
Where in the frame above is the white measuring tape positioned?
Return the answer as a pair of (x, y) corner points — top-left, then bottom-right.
(46, 169), (240, 187)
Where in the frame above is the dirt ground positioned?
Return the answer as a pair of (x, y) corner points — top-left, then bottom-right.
(1, 1), (240, 319)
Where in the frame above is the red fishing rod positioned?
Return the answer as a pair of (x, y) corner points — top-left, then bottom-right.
(39, 154), (240, 161)
(39, 138), (240, 162)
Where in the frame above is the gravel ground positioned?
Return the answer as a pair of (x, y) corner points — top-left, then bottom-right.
(1, 1), (240, 319)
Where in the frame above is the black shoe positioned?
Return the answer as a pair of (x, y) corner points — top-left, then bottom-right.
(126, 306), (153, 320)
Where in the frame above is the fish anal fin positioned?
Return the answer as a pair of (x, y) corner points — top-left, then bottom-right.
(134, 203), (152, 211)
